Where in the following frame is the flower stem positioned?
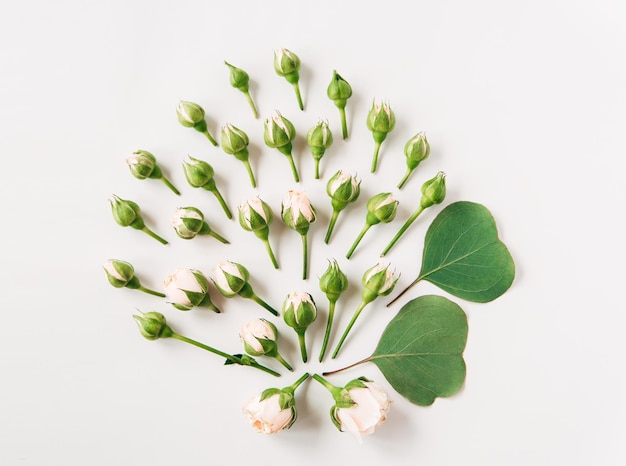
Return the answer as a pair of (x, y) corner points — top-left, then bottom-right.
(262, 238), (279, 269)
(314, 159), (320, 179)
(275, 353), (294, 371)
(204, 130), (218, 147)
(371, 141), (382, 173)
(250, 294), (279, 316)
(171, 333), (280, 377)
(331, 300), (368, 359)
(244, 91), (258, 118)
(397, 168), (414, 189)
(312, 373), (338, 393)
(324, 210), (340, 244)
(292, 82), (304, 111)
(242, 160), (257, 188)
(210, 188), (233, 219)
(346, 224), (371, 259)
(285, 153), (300, 182)
(208, 229), (230, 244)
(285, 372), (310, 393)
(137, 285), (166, 298)
(160, 176), (180, 195)
(298, 332), (308, 363)
(301, 233), (308, 280)
(142, 227), (168, 245)
(339, 107), (348, 139)
(380, 205), (425, 256)
(322, 356), (371, 376)
(318, 299), (336, 362)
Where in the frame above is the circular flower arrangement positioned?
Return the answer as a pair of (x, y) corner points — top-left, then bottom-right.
(105, 48), (516, 442)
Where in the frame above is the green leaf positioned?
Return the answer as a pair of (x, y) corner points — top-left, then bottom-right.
(370, 295), (468, 406)
(417, 201), (515, 303)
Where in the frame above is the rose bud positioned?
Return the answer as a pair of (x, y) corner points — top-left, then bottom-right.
(109, 194), (168, 244)
(224, 61), (258, 118)
(327, 70), (353, 139)
(381, 171), (447, 256)
(281, 190), (317, 279)
(126, 150), (180, 195)
(182, 156), (232, 219)
(366, 99), (396, 173)
(103, 259), (165, 297)
(312, 375), (391, 443)
(163, 268), (220, 313)
(171, 206), (229, 244)
(318, 259), (349, 362)
(176, 99), (217, 146)
(240, 318), (293, 370)
(212, 260), (278, 316)
(283, 291), (317, 363)
(220, 124), (257, 188)
(331, 262), (399, 358)
(397, 132), (431, 189)
(324, 170), (361, 244)
(263, 110), (299, 182)
(238, 197), (278, 269)
(273, 48), (304, 110)
(242, 373), (310, 434)
(306, 119), (333, 179)
(346, 192), (399, 259)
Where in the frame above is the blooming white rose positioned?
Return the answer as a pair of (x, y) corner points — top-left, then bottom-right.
(163, 268), (209, 310)
(240, 318), (277, 354)
(242, 392), (296, 434)
(336, 381), (391, 442)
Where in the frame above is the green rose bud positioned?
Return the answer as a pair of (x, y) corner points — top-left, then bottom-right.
(239, 318), (293, 371)
(281, 190), (317, 279)
(182, 156), (232, 219)
(176, 100), (217, 146)
(327, 70), (353, 139)
(103, 259), (165, 298)
(318, 259), (349, 362)
(133, 311), (173, 340)
(225, 61), (259, 118)
(283, 291), (317, 362)
(126, 150), (157, 179)
(238, 197), (278, 269)
(366, 99), (396, 173)
(346, 193), (399, 259)
(398, 132), (431, 189)
(109, 195), (168, 244)
(306, 119), (334, 179)
(325, 170), (361, 244)
(420, 171), (447, 208)
(171, 206), (229, 243)
(264, 110), (299, 182)
(163, 268), (221, 312)
(221, 124), (257, 187)
(274, 48), (303, 110)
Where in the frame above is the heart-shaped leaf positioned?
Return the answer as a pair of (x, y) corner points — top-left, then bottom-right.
(370, 295), (468, 406)
(390, 201), (515, 305)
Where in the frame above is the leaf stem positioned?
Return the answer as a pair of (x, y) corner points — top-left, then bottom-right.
(318, 299), (336, 362)
(346, 224), (371, 259)
(312, 373), (338, 392)
(381, 205), (425, 256)
(250, 294), (279, 316)
(322, 356), (371, 376)
(386, 275), (424, 307)
(314, 159), (321, 179)
(331, 300), (368, 359)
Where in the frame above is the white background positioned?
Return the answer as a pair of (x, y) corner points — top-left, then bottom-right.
(1, 1), (625, 465)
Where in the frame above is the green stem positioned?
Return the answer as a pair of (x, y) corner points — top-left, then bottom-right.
(250, 294), (279, 316)
(284, 372), (310, 393)
(160, 176), (180, 195)
(204, 130), (218, 146)
(346, 224), (371, 259)
(318, 299), (336, 362)
(386, 275), (424, 307)
(137, 285), (166, 298)
(324, 210), (340, 244)
(262, 238), (279, 269)
(171, 333), (280, 377)
(285, 153), (300, 182)
(208, 229), (229, 244)
(301, 233), (308, 280)
(275, 353), (294, 371)
(242, 160), (257, 188)
(298, 332), (308, 363)
(314, 159), (320, 179)
(331, 300), (368, 359)
(141, 226), (168, 245)
(397, 168), (414, 189)
(210, 188), (233, 219)
(293, 82), (304, 111)
(244, 91), (258, 118)
(371, 141), (382, 173)
(380, 205), (425, 256)
(312, 373), (338, 393)
(339, 107), (348, 139)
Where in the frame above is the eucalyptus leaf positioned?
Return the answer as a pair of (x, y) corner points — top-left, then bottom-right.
(389, 201), (515, 305)
(370, 295), (468, 406)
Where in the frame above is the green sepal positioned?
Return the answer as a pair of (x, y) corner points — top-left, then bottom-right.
(259, 387), (282, 401)
(124, 276), (141, 290)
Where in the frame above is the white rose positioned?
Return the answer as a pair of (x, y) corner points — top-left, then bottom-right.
(163, 268), (206, 308)
(240, 318), (276, 354)
(336, 381), (391, 442)
(283, 190), (316, 222)
(212, 260), (247, 296)
(242, 393), (295, 434)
